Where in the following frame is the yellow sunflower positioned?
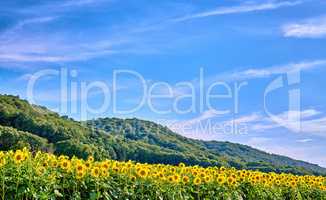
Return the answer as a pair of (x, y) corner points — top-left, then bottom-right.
(91, 167), (100, 178)
(182, 176), (190, 184)
(13, 151), (25, 164)
(193, 177), (202, 186)
(60, 159), (71, 171)
(76, 171), (86, 179)
(137, 168), (148, 178)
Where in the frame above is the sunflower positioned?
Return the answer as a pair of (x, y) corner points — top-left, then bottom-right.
(178, 163), (186, 168)
(91, 167), (100, 178)
(192, 170), (198, 176)
(127, 162), (132, 168)
(14, 151), (25, 164)
(204, 176), (212, 183)
(157, 172), (164, 178)
(76, 163), (86, 173)
(36, 166), (46, 175)
(193, 177), (202, 186)
(290, 181), (297, 188)
(199, 172), (206, 178)
(0, 158), (6, 168)
(173, 174), (180, 183)
(182, 176), (190, 184)
(58, 155), (66, 160)
(167, 176), (174, 183)
(76, 171), (85, 179)
(60, 159), (71, 171)
(42, 161), (48, 168)
(217, 175), (226, 184)
(87, 156), (94, 163)
(227, 176), (236, 186)
(101, 168), (110, 178)
(51, 160), (58, 168)
(137, 168), (148, 178)
(85, 161), (92, 169)
(101, 161), (110, 170)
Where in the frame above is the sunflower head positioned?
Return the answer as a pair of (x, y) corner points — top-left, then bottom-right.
(101, 168), (110, 178)
(13, 151), (25, 164)
(91, 167), (100, 178)
(182, 176), (190, 184)
(217, 175), (226, 184)
(178, 163), (186, 168)
(137, 168), (148, 178)
(76, 163), (85, 173)
(76, 171), (86, 179)
(87, 156), (94, 163)
(193, 177), (202, 186)
(173, 174), (180, 183)
(36, 166), (46, 175)
(60, 159), (71, 171)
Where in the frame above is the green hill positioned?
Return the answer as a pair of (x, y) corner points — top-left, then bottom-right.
(0, 94), (325, 175)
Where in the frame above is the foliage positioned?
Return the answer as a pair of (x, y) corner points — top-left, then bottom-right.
(0, 149), (325, 200)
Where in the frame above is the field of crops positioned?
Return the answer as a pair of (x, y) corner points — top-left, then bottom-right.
(0, 149), (325, 200)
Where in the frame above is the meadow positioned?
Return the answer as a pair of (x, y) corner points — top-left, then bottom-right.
(0, 148), (325, 200)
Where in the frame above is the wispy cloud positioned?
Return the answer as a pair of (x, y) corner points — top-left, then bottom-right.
(251, 109), (326, 136)
(13, 17), (57, 30)
(282, 16), (326, 38)
(210, 60), (326, 82)
(0, 0), (120, 65)
(13, 0), (110, 15)
(61, 0), (109, 7)
(170, 109), (224, 129)
(246, 142), (326, 167)
(174, 1), (302, 22)
(296, 138), (313, 143)
(171, 108), (326, 138)
(0, 50), (116, 63)
(0, 16), (57, 42)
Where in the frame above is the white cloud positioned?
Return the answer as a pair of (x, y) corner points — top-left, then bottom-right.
(296, 138), (313, 143)
(170, 109), (325, 137)
(300, 109), (321, 118)
(61, 0), (109, 7)
(283, 16), (326, 38)
(250, 109), (326, 137)
(174, 1), (302, 22)
(249, 144), (326, 167)
(15, 0), (110, 15)
(177, 109), (224, 127)
(226, 113), (262, 124)
(0, 17), (57, 43)
(0, 50), (116, 63)
(216, 60), (326, 81)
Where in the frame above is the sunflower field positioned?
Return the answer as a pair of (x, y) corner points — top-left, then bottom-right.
(0, 149), (325, 200)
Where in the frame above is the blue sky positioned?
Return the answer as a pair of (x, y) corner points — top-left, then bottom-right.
(1, 0), (326, 167)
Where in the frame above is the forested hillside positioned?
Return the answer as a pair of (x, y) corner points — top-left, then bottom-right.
(0, 94), (325, 175)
